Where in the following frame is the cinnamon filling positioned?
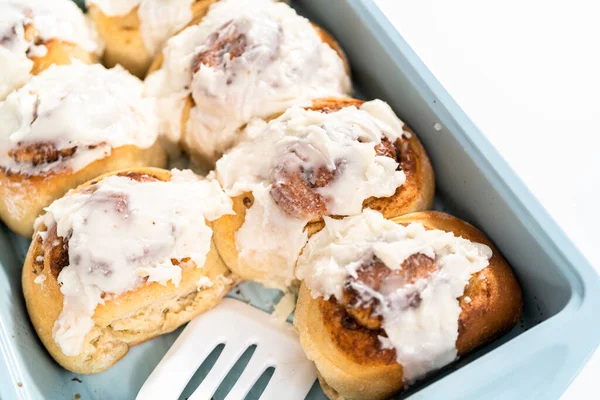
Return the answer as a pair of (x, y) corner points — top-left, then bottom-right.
(341, 253), (436, 329)
(397, 138), (417, 178)
(318, 253), (439, 365)
(270, 155), (336, 220)
(116, 171), (162, 183)
(320, 297), (397, 365)
(191, 21), (248, 72)
(269, 138), (400, 221)
(374, 137), (396, 159)
(44, 228), (69, 279)
(9, 142), (77, 166)
(308, 98), (364, 113)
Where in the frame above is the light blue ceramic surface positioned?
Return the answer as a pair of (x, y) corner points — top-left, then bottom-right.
(1, 0), (599, 399)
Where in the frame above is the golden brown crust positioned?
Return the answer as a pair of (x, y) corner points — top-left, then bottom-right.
(0, 142), (167, 237)
(15, 20), (98, 77)
(211, 193), (253, 283)
(88, 5), (146, 77)
(363, 125), (435, 218)
(307, 97), (364, 114)
(294, 211), (522, 400)
(296, 284), (404, 400)
(29, 39), (97, 75)
(212, 97), (434, 285)
(22, 167), (235, 374)
(89, 1), (218, 78)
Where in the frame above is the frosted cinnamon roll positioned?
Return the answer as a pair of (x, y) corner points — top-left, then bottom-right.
(145, 0), (351, 166)
(0, 0), (102, 100)
(22, 168), (235, 374)
(86, 0), (217, 77)
(212, 98), (434, 289)
(0, 63), (166, 237)
(294, 210), (523, 400)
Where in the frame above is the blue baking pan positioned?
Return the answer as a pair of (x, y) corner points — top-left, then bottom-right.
(1, 0), (598, 399)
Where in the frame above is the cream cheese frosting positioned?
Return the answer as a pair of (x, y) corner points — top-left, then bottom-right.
(0, 0), (102, 99)
(296, 209), (493, 384)
(145, 0), (351, 164)
(35, 169), (234, 356)
(0, 62), (158, 175)
(215, 100), (407, 289)
(86, 0), (195, 55)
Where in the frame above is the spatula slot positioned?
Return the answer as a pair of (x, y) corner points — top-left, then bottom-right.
(213, 345), (258, 399)
(179, 343), (226, 400)
(245, 366), (275, 400)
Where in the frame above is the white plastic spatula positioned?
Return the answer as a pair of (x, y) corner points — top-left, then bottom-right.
(136, 298), (317, 400)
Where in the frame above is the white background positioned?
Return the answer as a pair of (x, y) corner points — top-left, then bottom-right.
(375, 0), (599, 398)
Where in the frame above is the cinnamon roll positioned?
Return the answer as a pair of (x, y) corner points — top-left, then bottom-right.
(212, 98), (434, 289)
(0, 63), (167, 237)
(294, 210), (523, 400)
(22, 168), (235, 374)
(145, 0), (351, 167)
(86, 0), (217, 78)
(0, 0), (102, 100)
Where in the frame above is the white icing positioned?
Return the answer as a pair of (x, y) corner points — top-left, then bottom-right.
(37, 169), (233, 356)
(34, 272), (46, 288)
(296, 209), (492, 384)
(145, 0), (351, 163)
(234, 183), (308, 288)
(87, 0), (195, 55)
(0, 63), (158, 175)
(215, 100), (406, 288)
(197, 276), (213, 289)
(26, 43), (47, 58)
(271, 290), (296, 324)
(0, 0), (102, 99)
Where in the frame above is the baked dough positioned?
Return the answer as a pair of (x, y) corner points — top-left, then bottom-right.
(0, 63), (167, 237)
(212, 98), (434, 288)
(294, 211), (522, 400)
(22, 168), (235, 374)
(0, 143), (166, 238)
(88, 0), (217, 77)
(145, 0), (351, 167)
(0, 0), (101, 99)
